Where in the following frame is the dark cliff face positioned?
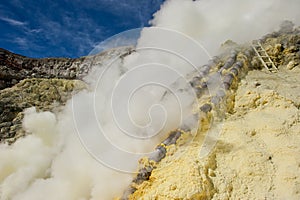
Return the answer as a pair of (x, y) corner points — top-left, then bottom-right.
(0, 47), (134, 90)
(0, 48), (84, 90)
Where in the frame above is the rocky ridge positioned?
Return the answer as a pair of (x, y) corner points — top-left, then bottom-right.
(0, 47), (133, 90)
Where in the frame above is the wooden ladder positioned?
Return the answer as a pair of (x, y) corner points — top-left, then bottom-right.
(252, 40), (278, 72)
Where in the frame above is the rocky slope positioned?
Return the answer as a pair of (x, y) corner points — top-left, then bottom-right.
(0, 46), (133, 143)
(125, 27), (300, 199)
(127, 68), (300, 200)
(0, 78), (86, 143)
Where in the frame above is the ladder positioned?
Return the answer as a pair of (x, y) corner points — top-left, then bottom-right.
(252, 40), (278, 72)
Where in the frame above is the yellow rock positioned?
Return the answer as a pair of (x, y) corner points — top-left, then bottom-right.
(130, 67), (300, 200)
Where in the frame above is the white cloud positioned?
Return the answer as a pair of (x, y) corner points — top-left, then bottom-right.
(14, 37), (29, 49)
(0, 16), (27, 27)
(27, 28), (42, 34)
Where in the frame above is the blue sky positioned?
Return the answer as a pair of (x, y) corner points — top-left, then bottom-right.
(0, 0), (164, 58)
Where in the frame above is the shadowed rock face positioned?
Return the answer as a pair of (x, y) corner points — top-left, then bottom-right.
(0, 47), (134, 90)
(0, 48), (81, 89)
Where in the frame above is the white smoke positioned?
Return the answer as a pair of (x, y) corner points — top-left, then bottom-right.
(151, 0), (300, 54)
(1, 0), (299, 199)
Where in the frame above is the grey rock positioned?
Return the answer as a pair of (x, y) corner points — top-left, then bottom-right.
(149, 146), (167, 162)
(162, 131), (182, 146)
(200, 103), (212, 113)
